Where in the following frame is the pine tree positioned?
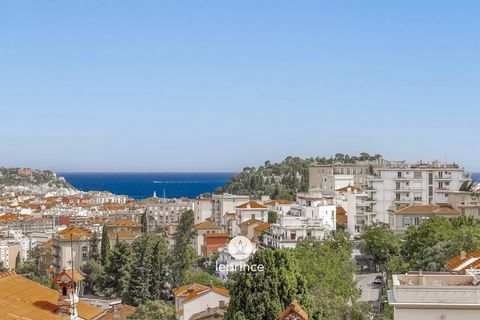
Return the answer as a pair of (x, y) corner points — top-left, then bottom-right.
(141, 209), (148, 233)
(172, 210), (196, 286)
(225, 249), (315, 320)
(103, 240), (132, 299)
(149, 236), (170, 300)
(125, 234), (154, 306)
(100, 225), (111, 266)
(90, 231), (100, 262)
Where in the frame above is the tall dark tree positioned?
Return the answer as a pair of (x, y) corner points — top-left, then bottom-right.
(103, 240), (132, 299)
(100, 225), (111, 266)
(90, 231), (100, 262)
(141, 209), (148, 233)
(81, 259), (104, 296)
(225, 249), (316, 320)
(125, 234), (155, 306)
(149, 236), (170, 300)
(15, 252), (21, 271)
(172, 210), (196, 286)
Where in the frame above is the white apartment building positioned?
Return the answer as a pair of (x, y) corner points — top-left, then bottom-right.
(262, 194), (336, 249)
(88, 192), (128, 205)
(212, 194), (249, 227)
(193, 197), (214, 224)
(388, 273), (480, 320)
(0, 239), (23, 270)
(366, 161), (469, 223)
(233, 200), (268, 236)
(448, 191), (480, 220)
(145, 198), (193, 228)
(334, 186), (372, 237)
(52, 226), (93, 274)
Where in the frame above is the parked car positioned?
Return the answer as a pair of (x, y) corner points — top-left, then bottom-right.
(373, 275), (383, 286)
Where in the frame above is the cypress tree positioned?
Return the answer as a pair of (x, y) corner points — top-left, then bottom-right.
(15, 252), (21, 271)
(141, 209), (148, 233)
(172, 210), (196, 286)
(90, 231), (100, 262)
(103, 240), (132, 299)
(100, 225), (111, 266)
(126, 234), (154, 306)
(149, 236), (170, 300)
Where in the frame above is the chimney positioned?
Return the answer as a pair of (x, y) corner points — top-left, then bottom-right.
(461, 251), (467, 260)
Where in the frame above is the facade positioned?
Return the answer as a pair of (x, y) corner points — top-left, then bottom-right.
(388, 204), (461, 234)
(173, 284), (230, 320)
(388, 273), (480, 320)
(193, 197), (214, 224)
(193, 221), (223, 256)
(334, 187), (372, 237)
(234, 201), (268, 236)
(366, 161), (469, 223)
(448, 191), (480, 220)
(212, 194), (249, 227)
(263, 199), (292, 217)
(0, 240), (22, 270)
(52, 226), (93, 274)
(145, 198), (193, 228)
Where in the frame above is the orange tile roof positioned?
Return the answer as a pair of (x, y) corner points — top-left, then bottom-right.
(394, 204), (460, 215)
(335, 185), (362, 192)
(110, 230), (138, 240)
(194, 221), (222, 230)
(236, 200), (267, 209)
(279, 300), (308, 320)
(0, 272), (102, 320)
(98, 304), (136, 320)
(254, 223), (271, 233)
(239, 218), (264, 227)
(203, 232), (229, 239)
(56, 226), (93, 240)
(172, 283), (210, 297)
(51, 269), (85, 283)
(264, 199), (292, 206)
(336, 206), (347, 214)
(180, 285), (230, 303)
(446, 251), (480, 273)
(107, 219), (141, 227)
(40, 239), (53, 250)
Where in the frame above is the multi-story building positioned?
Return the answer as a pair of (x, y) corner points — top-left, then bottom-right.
(388, 204), (461, 234)
(193, 197), (214, 224)
(145, 198), (193, 229)
(233, 200), (268, 236)
(366, 161), (469, 223)
(388, 273), (480, 320)
(334, 186), (372, 237)
(0, 239), (23, 270)
(52, 226), (93, 274)
(448, 191), (480, 220)
(308, 158), (387, 192)
(193, 220), (223, 256)
(212, 194), (249, 227)
(173, 284), (230, 320)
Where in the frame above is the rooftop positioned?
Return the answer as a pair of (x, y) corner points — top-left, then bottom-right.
(392, 204), (460, 215)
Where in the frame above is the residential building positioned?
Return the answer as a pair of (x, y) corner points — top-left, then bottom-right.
(279, 300), (309, 320)
(193, 220), (222, 256)
(388, 204), (461, 234)
(190, 301), (228, 320)
(263, 199), (292, 217)
(105, 218), (141, 246)
(446, 251), (480, 274)
(203, 233), (229, 257)
(334, 186), (372, 237)
(448, 191), (480, 220)
(193, 197), (214, 224)
(212, 194), (249, 227)
(173, 284), (230, 320)
(239, 218), (270, 243)
(216, 245), (257, 281)
(366, 161), (469, 223)
(0, 240), (22, 270)
(52, 226), (93, 274)
(145, 198), (193, 229)
(388, 273), (480, 320)
(233, 201), (268, 236)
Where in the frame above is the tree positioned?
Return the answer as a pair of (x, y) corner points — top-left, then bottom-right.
(184, 270), (225, 288)
(103, 240), (132, 299)
(127, 300), (175, 320)
(100, 225), (111, 266)
(268, 211), (278, 223)
(81, 259), (105, 296)
(361, 223), (401, 269)
(141, 209), (148, 233)
(149, 235), (170, 301)
(171, 210), (196, 286)
(385, 255), (409, 287)
(90, 231), (100, 262)
(125, 235), (155, 306)
(225, 249), (316, 320)
(0, 261), (7, 272)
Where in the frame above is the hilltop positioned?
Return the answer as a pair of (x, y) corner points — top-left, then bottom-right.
(0, 167), (73, 189)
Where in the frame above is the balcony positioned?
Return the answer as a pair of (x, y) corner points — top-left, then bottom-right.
(394, 189), (410, 193)
(394, 176), (409, 181)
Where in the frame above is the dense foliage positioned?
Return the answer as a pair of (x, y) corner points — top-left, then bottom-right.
(0, 167), (72, 188)
(127, 300), (175, 320)
(216, 153), (382, 200)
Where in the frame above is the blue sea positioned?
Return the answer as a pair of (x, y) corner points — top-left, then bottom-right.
(61, 172), (236, 200)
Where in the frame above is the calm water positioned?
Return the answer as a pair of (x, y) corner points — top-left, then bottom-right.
(473, 172), (480, 182)
(61, 172), (236, 200)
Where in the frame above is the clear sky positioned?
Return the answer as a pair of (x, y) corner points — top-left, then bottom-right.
(0, 1), (479, 172)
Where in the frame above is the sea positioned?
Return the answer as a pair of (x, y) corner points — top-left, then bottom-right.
(61, 172), (236, 200)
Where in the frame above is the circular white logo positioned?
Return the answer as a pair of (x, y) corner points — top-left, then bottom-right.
(228, 236), (254, 260)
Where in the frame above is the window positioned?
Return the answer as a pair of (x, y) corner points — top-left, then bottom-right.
(403, 217), (412, 227)
(397, 172), (402, 178)
(414, 217), (421, 225)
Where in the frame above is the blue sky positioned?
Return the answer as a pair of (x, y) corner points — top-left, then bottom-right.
(0, 1), (479, 172)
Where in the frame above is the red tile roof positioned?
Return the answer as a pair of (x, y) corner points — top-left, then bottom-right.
(394, 204), (460, 215)
(236, 200), (267, 209)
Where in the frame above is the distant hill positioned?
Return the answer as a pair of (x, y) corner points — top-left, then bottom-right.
(215, 153), (382, 200)
(0, 167), (73, 189)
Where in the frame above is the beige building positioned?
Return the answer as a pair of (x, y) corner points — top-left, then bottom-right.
(388, 273), (480, 320)
(448, 191), (480, 220)
(52, 226), (93, 274)
(212, 194), (249, 227)
(388, 204), (461, 234)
